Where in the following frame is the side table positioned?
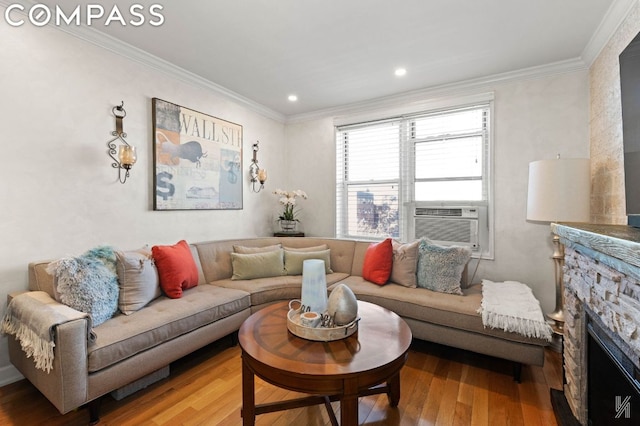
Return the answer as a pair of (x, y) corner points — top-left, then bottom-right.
(273, 231), (305, 237)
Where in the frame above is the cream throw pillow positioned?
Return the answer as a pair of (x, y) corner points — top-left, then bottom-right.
(283, 244), (329, 252)
(231, 250), (285, 280)
(233, 244), (282, 254)
(284, 249), (332, 275)
(116, 250), (162, 315)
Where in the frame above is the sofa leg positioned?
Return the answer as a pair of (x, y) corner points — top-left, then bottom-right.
(513, 362), (522, 383)
(88, 398), (101, 425)
(231, 331), (239, 346)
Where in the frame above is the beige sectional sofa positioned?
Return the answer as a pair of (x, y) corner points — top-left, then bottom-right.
(7, 237), (548, 423)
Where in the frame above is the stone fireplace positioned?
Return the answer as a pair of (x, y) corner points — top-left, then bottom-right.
(552, 223), (640, 424)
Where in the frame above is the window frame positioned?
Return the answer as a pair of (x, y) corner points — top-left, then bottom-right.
(335, 99), (494, 258)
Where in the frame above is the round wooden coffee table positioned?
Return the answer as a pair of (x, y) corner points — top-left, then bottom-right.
(239, 300), (412, 426)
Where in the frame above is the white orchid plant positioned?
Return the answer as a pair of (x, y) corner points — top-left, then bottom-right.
(273, 189), (308, 221)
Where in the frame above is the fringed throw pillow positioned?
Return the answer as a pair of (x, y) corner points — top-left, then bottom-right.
(46, 245), (119, 326)
(416, 239), (471, 295)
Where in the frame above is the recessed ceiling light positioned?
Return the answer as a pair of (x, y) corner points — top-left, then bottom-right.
(288, 95), (298, 102)
(394, 68), (407, 77)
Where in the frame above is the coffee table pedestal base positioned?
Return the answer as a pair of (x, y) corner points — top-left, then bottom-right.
(241, 356), (403, 426)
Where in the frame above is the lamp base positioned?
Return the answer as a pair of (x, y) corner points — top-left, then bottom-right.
(546, 312), (564, 335)
(548, 235), (565, 336)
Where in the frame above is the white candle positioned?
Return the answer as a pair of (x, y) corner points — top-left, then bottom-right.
(257, 168), (267, 183)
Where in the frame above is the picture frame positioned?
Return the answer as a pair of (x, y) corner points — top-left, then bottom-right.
(152, 98), (243, 210)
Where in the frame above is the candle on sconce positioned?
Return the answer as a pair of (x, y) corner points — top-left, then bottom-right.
(118, 145), (137, 167)
(257, 169), (267, 183)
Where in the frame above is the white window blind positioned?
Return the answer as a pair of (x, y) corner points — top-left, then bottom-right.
(336, 119), (401, 239)
(336, 103), (491, 241)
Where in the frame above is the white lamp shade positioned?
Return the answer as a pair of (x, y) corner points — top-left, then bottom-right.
(526, 158), (591, 223)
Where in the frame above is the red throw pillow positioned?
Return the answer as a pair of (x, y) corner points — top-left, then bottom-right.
(151, 240), (199, 298)
(362, 238), (393, 285)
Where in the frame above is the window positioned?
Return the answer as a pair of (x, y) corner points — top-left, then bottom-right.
(336, 103), (491, 247)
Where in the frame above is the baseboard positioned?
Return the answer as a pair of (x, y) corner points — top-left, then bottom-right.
(0, 364), (24, 387)
(550, 388), (580, 426)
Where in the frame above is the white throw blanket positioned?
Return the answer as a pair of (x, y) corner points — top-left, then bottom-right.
(478, 280), (553, 342)
(1, 291), (94, 373)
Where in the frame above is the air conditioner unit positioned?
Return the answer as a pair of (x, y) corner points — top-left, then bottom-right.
(413, 206), (479, 250)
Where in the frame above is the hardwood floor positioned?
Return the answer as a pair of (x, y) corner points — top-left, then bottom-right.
(0, 336), (562, 425)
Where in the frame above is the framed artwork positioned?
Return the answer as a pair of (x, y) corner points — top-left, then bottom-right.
(152, 98), (243, 210)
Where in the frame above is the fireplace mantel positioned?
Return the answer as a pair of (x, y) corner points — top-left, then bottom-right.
(552, 223), (640, 274)
(551, 223), (640, 424)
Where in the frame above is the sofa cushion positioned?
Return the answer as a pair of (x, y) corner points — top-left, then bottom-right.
(115, 250), (162, 315)
(152, 240), (199, 299)
(276, 238), (356, 274)
(416, 240), (470, 295)
(330, 278), (547, 345)
(231, 250), (285, 280)
(214, 272), (349, 307)
(390, 240), (419, 288)
(195, 238), (283, 282)
(87, 285), (250, 372)
(283, 249), (332, 275)
(362, 239), (393, 285)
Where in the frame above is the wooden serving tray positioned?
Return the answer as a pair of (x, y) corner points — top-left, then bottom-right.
(287, 309), (359, 341)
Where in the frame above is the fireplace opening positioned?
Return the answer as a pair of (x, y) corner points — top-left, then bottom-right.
(587, 314), (640, 425)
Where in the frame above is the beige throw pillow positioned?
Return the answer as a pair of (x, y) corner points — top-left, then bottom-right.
(116, 250), (162, 315)
(390, 240), (419, 288)
(233, 244), (282, 254)
(283, 244), (329, 252)
(231, 250), (285, 280)
(284, 249), (332, 275)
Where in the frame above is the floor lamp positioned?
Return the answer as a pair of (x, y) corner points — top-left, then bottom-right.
(526, 157), (590, 333)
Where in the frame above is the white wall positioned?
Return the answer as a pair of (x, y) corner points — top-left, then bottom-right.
(284, 117), (337, 237)
(286, 70), (590, 315)
(0, 21), (286, 382)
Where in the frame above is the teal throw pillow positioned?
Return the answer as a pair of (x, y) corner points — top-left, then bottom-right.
(416, 240), (470, 295)
(46, 245), (119, 326)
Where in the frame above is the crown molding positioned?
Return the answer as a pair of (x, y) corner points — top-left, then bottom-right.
(0, 0), (286, 122)
(59, 26), (286, 122)
(581, 0), (639, 66)
(286, 57), (588, 124)
(3, 0), (631, 124)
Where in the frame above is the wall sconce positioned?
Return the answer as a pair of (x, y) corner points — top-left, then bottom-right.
(249, 141), (267, 192)
(107, 101), (137, 184)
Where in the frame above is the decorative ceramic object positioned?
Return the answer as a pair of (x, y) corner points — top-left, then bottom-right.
(300, 311), (322, 328)
(327, 283), (358, 325)
(301, 259), (328, 314)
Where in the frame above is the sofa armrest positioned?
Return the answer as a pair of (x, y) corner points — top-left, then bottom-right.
(7, 292), (89, 414)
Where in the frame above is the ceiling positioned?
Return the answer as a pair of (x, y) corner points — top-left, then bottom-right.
(42, 0), (626, 119)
